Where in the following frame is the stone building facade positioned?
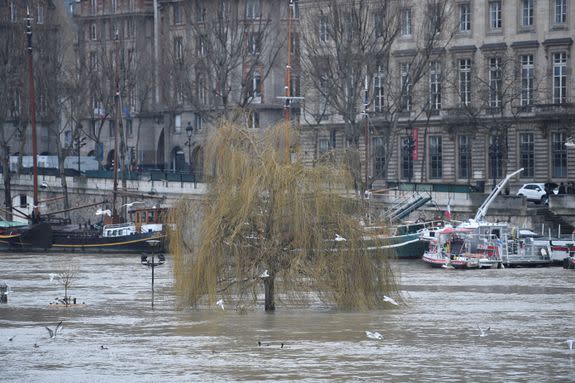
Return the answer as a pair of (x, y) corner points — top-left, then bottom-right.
(11, 0), (573, 191)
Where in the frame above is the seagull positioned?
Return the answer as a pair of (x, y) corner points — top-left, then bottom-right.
(49, 273), (56, 283)
(9, 335), (16, 341)
(335, 234), (347, 242)
(566, 339), (574, 350)
(383, 295), (399, 306)
(100, 345), (109, 350)
(365, 331), (383, 340)
(95, 208), (112, 217)
(33, 343), (40, 348)
(442, 263), (454, 269)
(478, 325), (491, 337)
(260, 270), (270, 278)
(121, 201), (143, 209)
(216, 299), (224, 310)
(45, 321), (63, 339)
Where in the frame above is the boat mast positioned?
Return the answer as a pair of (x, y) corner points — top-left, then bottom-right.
(26, 8), (39, 224)
(111, 31), (120, 223)
(283, 0), (294, 161)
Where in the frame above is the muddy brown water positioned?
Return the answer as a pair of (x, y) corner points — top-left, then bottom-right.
(0, 253), (574, 382)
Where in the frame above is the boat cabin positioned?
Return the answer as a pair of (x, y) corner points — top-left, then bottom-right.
(129, 207), (169, 233)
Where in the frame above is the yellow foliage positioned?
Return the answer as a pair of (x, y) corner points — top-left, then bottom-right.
(169, 121), (398, 311)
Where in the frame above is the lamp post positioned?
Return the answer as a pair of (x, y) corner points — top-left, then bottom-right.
(141, 239), (164, 309)
(488, 137), (500, 190)
(402, 127), (415, 185)
(185, 121), (193, 175)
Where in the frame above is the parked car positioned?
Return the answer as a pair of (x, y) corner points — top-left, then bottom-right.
(516, 183), (558, 204)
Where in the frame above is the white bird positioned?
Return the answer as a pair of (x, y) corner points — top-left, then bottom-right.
(121, 201), (144, 209)
(95, 208), (112, 217)
(45, 321), (63, 339)
(441, 263), (454, 269)
(335, 234), (347, 242)
(365, 331), (383, 340)
(260, 270), (270, 278)
(49, 273), (56, 283)
(478, 325), (491, 337)
(216, 299), (224, 310)
(566, 339), (574, 350)
(383, 295), (399, 306)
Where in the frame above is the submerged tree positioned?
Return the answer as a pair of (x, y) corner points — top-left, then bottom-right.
(170, 122), (399, 312)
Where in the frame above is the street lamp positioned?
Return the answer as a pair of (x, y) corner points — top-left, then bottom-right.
(185, 121), (193, 175)
(141, 239), (165, 309)
(402, 127), (415, 184)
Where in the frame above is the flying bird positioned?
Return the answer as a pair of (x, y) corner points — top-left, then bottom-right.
(45, 321), (63, 339)
(260, 270), (270, 278)
(95, 208), (112, 217)
(216, 299), (224, 310)
(383, 295), (399, 306)
(478, 325), (491, 337)
(566, 339), (574, 350)
(365, 331), (383, 340)
(121, 201), (144, 209)
(335, 234), (347, 242)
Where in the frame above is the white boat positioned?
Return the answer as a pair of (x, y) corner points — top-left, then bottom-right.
(421, 168), (554, 268)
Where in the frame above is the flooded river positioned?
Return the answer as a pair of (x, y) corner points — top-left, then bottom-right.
(0, 253), (574, 382)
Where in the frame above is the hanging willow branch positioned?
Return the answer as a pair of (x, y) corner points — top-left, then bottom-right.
(169, 121), (398, 311)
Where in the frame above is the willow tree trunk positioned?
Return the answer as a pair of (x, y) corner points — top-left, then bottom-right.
(264, 276), (275, 312)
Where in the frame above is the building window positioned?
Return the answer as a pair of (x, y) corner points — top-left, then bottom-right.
(112, 0), (117, 13)
(554, 0), (567, 25)
(488, 57), (502, 109)
(109, 120), (115, 137)
(248, 33), (261, 55)
(553, 52), (567, 104)
(372, 137), (385, 180)
(248, 111), (260, 129)
(429, 61), (441, 111)
(401, 8), (412, 37)
(90, 23), (98, 40)
(197, 35), (206, 57)
(250, 71), (262, 103)
(174, 37), (183, 62)
(173, 3), (183, 25)
(373, 66), (384, 113)
(521, 0), (534, 27)
(10, 2), (17, 22)
(319, 138), (329, 154)
(91, 0), (98, 14)
(400, 63), (412, 112)
(488, 135), (504, 180)
(319, 15), (329, 42)
(330, 129), (336, 148)
(489, 1), (502, 30)
(458, 135), (471, 179)
(194, 113), (203, 131)
(89, 51), (97, 70)
(37, 5), (44, 24)
(401, 136), (413, 180)
(429, 136), (442, 179)
(459, 3), (471, 32)
(520, 54), (534, 107)
(552, 132), (567, 177)
(246, 0), (261, 19)
(458, 58), (472, 106)
(519, 133), (534, 178)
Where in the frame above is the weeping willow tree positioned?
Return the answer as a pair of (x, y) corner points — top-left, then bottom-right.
(169, 121), (398, 312)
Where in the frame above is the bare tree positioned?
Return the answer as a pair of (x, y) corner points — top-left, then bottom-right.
(166, 0), (284, 124)
(300, 0), (454, 191)
(55, 262), (80, 307)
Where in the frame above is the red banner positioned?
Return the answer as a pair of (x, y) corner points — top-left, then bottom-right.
(411, 128), (418, 160)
